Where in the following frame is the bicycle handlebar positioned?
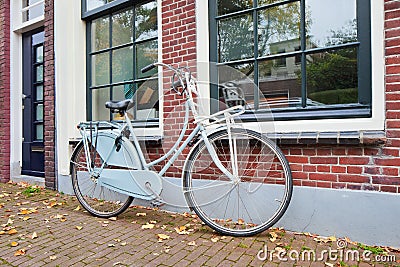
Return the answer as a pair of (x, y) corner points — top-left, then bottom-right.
(141, 63), (156, 73)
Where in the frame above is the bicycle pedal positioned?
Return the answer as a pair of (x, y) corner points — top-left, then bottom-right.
(150, 199), (165, 208)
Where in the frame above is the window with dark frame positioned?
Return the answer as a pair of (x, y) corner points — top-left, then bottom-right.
(83, 0), (158, 122)
(209, 0), (371, 120)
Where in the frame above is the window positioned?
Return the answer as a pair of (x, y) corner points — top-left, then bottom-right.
(22, 0), (44, 22)
(209, 0), (371, 120)
(85, 1), (158, 121)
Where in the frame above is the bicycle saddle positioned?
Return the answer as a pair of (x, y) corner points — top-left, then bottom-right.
(105, 99), (134, 113)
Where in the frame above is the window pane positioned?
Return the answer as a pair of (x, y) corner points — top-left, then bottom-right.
(135, 1), (158, 41)
(112, 84), (131, 100)
(259, 56), (302, 109)
(306, 0), (357, 49)
(92, 88), (110, 121)
(87, 0), (107, 11)
(36, 65), (43, 82)
(218, 63), (255, 110)
(35, 46), (43, 63)
(135, 79), (159, 120)
(91, 17), (109, 51)
(307, 47), (358, 105)
(36, 124), (43, 140)
(258, 2), (301, 57)
(217, 0), (252, 16)
(218, 13), (253, 62)
(258, 0), (288, 6)
(136, 40), (158, 79)
(36, 104), (43, 121)
(112, 9), (133, 47)
(112, 46), (133, 83)
(36, 85), (43, 101)
(92, 52), (110, 86)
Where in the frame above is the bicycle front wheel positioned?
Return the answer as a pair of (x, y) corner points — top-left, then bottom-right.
(70, 141), (133, 218)
(183, 128), (292, 237)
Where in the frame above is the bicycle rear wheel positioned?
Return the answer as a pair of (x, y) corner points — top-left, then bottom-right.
(70, 141), (133, 218)
(183, 128), (292, 237)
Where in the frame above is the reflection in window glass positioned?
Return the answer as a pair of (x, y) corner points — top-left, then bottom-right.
(217, 0), (252, 16)
(36, 65), (43, 82)
(36, 124), (43, 140)
(112, 9), (133, 46)
(112, 46), (133, 83)
(136, 40), (158, 79)
(92, 17), (109, 51)
(258, 2), (301, 57)
(92, 88), (110, 121)
(36, 104), (43, 121)
(135, 79), (159, 120)
(218, 13), (253, 62)
(36, 46), (43, 63)
(36, 85), (43, 101)
(22, 0), (44, 22)
(135, 2), (158, 41)
(259, 57), (302, 109)
(92, 52), (110, 86)
(306, 0), (357, 48)
(307, 48), (358, 105)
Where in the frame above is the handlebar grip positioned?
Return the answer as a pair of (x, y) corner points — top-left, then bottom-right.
(141, 63), (156, 73)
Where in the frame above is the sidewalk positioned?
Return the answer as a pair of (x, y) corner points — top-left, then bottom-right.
(0, 182), (399, 267)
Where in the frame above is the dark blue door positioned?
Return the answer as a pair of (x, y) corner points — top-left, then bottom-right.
(22, 29), (45, 177)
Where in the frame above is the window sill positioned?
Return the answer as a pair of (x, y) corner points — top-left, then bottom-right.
(266, 130), (385, 146)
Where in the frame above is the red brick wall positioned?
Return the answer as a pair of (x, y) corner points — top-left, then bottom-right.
(44, 0), (56, 189)
(0, 0), (11, 183)
(158, 0), (197, 178)
(154, 0), (400, 193)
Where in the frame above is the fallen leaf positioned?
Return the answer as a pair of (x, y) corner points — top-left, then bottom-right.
(108, 244), (116, 247)
(142, 223), (155, 229)
(270, 232), (278, 242)
(150, 220), (157, 224)
(8, 229), (18, 235)
(31, 232), (38, 239)
(14, 249), (26, 256)
(136, 213), (146, 217)
(211, 237), (219, 243)
(0, 231), (5, 235)
(76, 226), (83, 230)
(157, 233), (170, 241)
(325, 263), (334, 267)
(121, 242), (127, 246)
(49, 256), (57, 260)
(174, 226), (190, 235)
(188, 241), (197, 246)
(109, 217), (117, 221)
(74, 206), (81, 211)
(11, 242), (19, 247)
(22, 217), (31, 221)
(238, 218), (244, 225)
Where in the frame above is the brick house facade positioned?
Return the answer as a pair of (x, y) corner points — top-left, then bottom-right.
(0, 0), (399, 245)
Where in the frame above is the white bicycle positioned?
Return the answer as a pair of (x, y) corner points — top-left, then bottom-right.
(70, 62), (293, 237)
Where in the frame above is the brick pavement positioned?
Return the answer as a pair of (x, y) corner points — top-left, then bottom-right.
(0, 182), (399, 267)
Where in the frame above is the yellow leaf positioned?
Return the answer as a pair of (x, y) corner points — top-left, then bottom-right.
(14, 249), (26, 256)
(269, 232), (278, 242)
(22, 217), (31, 221)
(238, 218), (244, 225)
(109, 217), (117, 221)
(76, 226), (83, 230)
(60, 218), (67, 222)
(211, 237), (219, 243)
(11, 242), (19, 247)
(7, 218), (14, 225)
(74, 206), (81, 211)
(142, 223), (155, 229)
(31, 232), (38, 239)
(136, 213), (146, 217)
(188, 241), (196, 246)
(108, 244), (115, 247)
(121, 242), (127, 246)
(49, 256), (57, 260)
(0, 231), (5, 235)
(157, 234), (170, 241)
(8, 229), (18, 235)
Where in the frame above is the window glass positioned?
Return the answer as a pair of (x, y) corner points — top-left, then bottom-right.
(22, 0), (44, 22)
(112, 9), (133, 46)
(91, 17), (110, 52)
(36, 65), (43, 82)
(218, 13), (253, 62)
(36, 124), (43, 140)
(212, 0), (370, 118)
(35, 46), (43, 63)
(87, 1), (158, 121)
(306, 0), (357, 49)
(135, 2), (158, 41)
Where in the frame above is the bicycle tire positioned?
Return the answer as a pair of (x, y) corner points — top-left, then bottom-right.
(70, 141), (133, 218)
(183, 128), (292, 237)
